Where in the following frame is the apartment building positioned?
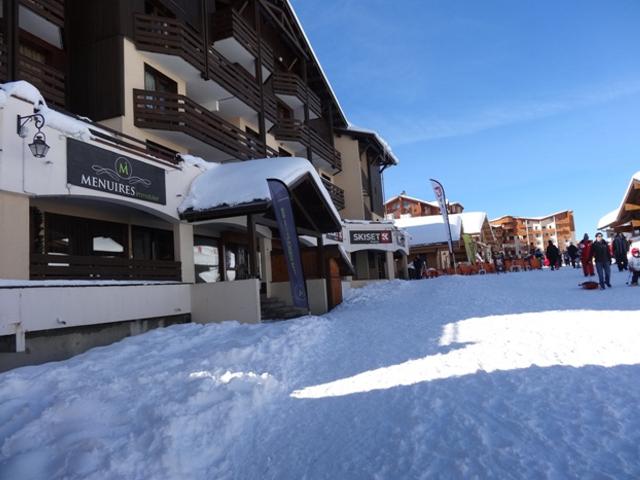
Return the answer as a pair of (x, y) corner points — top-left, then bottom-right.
(0, 0), (402, 367)
(384, 193), (464, 219)
(490, 211), (576, 256)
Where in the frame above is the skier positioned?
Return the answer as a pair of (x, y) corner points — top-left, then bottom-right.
(629, 248), (640, 286)
(567, 242), (579, 268)
(546, 240), (560, 271)
(590, 232), (612, 290)
(579, 234), (594, 277)
(613, 232), (629, 271)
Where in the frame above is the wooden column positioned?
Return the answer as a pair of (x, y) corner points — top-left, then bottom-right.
(201, 0), (210, 80)
(302, 58), (313, 161)
(219, 238), (227, 281)
(317, 235), (326, 279)
(253, 0), (267, 155)
(5, 0), (18, 81)
(248, 214), (259, 278)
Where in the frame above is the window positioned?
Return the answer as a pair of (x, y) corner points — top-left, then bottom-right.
(193, 236), (219, 283)
(144, 64), (177, 94)
(132, 226), (174, 261)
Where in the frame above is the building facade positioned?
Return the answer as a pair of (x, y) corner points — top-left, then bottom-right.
(0, 0), (401, 368)
(490, 211), (576, 256)
(384, 193), (463, 219)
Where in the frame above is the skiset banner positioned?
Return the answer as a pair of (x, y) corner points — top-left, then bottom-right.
(267, 179), (309, 310)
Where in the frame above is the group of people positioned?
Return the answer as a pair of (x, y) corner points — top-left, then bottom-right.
(575, 232), (640, 290)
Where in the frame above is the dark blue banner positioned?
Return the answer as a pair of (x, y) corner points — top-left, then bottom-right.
(267, 179), (309, 310)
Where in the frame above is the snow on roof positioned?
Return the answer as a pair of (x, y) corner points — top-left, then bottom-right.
(344, 125), (399, 165)
(384, 193), (461, 208)
(394, 215), (462, 246)
(343, 219), (395, 226)
(453, 212), (487, 235)
(285, 0), (348, 126)
(597, 171), (640, 230)
(490, 210), (573, 223)
(178, 156), (340, 223)
(598, 209), (620, 230)
(0, 81), (91, 141)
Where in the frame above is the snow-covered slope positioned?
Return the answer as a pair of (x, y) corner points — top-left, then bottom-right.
(3, 268), (640, 479)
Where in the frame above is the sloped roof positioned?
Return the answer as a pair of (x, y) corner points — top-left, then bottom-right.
(394, 215), (463, 247)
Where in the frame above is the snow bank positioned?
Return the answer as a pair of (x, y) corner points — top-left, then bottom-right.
(3, 268), (640, 478)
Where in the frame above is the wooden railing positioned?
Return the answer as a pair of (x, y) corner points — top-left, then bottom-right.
(272, 119), (341, 171)
(272, 71), (322, 117)
(31, 254), (182, 281)
(18, 55), (66, 108)
(20, 0), (65, 28)
(211, 8), (274, 72)
(134, 13), (206, 70)
(134, 14), (276, 123)
(321, 178), (345, 210)
(133, 89), (277, 160)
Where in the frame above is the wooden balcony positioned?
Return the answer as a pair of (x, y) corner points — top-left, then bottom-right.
(133, 89), (277, 160)
(31, 254), (181, 281)
(134, 14), (276, 123)
(20, 0), (65, 28)
(211, 8), (274, 73)
(272, 71), (322, 118)
(272, 119), (341, 171)
(322, 178), (345, 211)
(18, 54), (65, 108)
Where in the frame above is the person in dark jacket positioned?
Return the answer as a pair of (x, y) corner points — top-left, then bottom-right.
(546, 240), (560, 271)
(591, 232), (612, 289)
(613, 232), (629, 271)
(567, 242), (579, 268)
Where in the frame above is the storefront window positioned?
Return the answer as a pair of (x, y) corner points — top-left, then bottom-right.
(193, 236), (219, 283)
(132, 226), (174, 261)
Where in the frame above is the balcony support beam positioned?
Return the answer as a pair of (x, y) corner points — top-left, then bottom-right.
(254, 0), (267, 156)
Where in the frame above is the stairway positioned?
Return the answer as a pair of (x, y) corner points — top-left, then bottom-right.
(260, 294), (308, 322)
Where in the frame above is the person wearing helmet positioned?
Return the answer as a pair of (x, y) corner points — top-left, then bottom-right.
(629, 247), (640, 286)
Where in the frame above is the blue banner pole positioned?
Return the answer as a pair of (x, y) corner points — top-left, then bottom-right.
(267, 179), (309, 311)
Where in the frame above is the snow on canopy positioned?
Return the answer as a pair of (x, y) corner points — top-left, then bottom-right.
(598, 209), (619, 230)
(394, 215), (463, 246)
(178, 156), (340, 222)
(453, 212), (488, 235)
(0, 81), (92, 141)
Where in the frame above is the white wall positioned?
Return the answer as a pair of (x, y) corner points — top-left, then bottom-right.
(191, 278), (261, 324)
(0, 284), (191, 338)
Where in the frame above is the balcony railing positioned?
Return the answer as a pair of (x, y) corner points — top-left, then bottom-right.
(272, 119), (341, 171)
(18, 55), (65, 108)
(134, 14), (276, 123)
(134, 13), (206, 71)
(211, 8), (274, 73)
(272, 71), (322, 118)
(133, 89), (277, 160)
(31, 254), (181, 281)
(321, 178), (345, 211)
(20, 0), (65, 28)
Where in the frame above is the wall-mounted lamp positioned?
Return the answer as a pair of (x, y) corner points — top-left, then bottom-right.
(17, 113), (50, 158)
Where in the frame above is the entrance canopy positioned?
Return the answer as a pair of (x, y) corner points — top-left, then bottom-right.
(178, 156), (342, 233)
(598, 171), (640, 232)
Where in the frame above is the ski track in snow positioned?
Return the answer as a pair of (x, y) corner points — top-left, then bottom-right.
(2, 268), (640, 479)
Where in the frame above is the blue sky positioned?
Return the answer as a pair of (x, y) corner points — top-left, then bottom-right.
(291, 0), (640, 237)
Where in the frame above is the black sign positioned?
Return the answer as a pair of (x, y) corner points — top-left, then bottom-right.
(350, 230), (392, 245)
(67, 138), (166, 205)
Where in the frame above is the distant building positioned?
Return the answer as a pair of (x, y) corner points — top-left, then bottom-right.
(490, 211), (576, 256)
(384, 193), (464, 219)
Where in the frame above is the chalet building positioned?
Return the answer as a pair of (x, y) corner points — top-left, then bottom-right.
(490, 211), (576, 257)
(0, 0), (401, 369)
(598, 172), (640, 239)
(384, 193), (463, 219)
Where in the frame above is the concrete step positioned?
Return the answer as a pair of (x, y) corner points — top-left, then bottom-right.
(260, 295), (307, 321)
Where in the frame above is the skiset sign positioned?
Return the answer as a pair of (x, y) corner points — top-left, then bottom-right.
(350, 230), (392, 245)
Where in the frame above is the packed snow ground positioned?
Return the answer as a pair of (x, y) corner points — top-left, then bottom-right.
(3, 267), (640, 479)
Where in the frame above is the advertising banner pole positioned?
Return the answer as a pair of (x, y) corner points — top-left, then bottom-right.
(429, 178), (456, 270)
